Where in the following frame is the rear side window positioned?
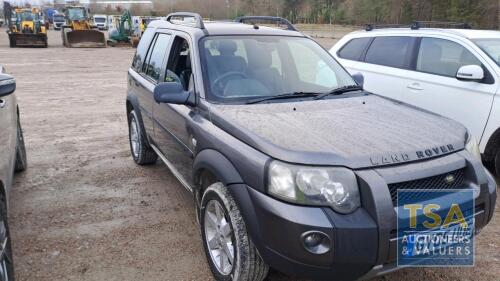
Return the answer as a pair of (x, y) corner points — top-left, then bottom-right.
(365, 36), (413, 68)
(338, 37), (371, 61)
(142, 33), (171, 81)
(132, 28), (155, 71)
(417, 37), (481, 77)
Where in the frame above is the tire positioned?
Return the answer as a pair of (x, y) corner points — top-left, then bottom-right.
(200, 183), (269, 281)
(494, 149), (500, 176)
(14, 116), (27, 173)
(128, 110), (157, 165)
(0, 198), (15, 281)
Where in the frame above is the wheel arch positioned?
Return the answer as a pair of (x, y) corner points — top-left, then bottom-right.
(193, 149), (244, 192)
(483, 126), (500, 162)
(0, 181), (7, 209)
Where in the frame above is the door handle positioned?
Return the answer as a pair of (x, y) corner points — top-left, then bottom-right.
(0, 99), (6, 108)
(407, 83), (423, 91)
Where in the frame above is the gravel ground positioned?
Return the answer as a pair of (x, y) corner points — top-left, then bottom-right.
(1, 27), (498, 281)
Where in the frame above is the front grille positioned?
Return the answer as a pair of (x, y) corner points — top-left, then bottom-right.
(388, 168), (467, 205)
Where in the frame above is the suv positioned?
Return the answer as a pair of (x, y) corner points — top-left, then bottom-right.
(0, 66), (27, 281)
(126, 14), (496, 281)
(330, 23), (500, 175)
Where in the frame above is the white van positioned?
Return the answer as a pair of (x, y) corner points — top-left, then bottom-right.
(92, 14), (107, 30)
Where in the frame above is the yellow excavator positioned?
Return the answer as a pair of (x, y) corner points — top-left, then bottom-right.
(61, 6), (106, 48)
(7, 8), (48, 48)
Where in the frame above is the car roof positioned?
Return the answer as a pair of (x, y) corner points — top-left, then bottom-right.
(346, 28), (500, 40)
(148, 19), (305, 37)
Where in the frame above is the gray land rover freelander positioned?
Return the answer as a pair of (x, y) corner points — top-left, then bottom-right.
(126, 13), (497, 281)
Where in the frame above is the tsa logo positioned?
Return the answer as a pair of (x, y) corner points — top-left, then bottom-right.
(397, 189), (475, 266)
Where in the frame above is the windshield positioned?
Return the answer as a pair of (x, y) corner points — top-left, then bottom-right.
(54, 15), (64, 21)
(200, 36), (355, 103)
(94, 17), (105, 23)
(67, 8), (86, 21)
(19, 12), (36, 21)
(474, 38), (500, 67)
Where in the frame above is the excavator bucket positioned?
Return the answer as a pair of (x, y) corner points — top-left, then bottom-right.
(8, 33), (47, 48)
(63, 29), (106, 48)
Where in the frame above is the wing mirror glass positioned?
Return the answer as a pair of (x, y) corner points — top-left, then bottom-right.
(352, 72), (364, 87)
(0, 75), (16, 97)
(456, 65), (484, 82)
(153, 82), (195, 106)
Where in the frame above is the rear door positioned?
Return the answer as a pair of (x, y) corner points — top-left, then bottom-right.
(0, 85), (16, 192)
(128, 28), (166, 141)
(405, 36), (498, 141)
(356, 36), (418, 101)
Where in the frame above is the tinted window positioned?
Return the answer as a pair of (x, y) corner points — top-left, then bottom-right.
(365, 36), (413, 68)
(132, 28), (155, 71)
(417, 37), (481, 77)
(338, 37), (371, 61)
(143, 33), (171, 81)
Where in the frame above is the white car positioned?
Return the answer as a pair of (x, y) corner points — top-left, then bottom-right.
(330, 25), (500, 174)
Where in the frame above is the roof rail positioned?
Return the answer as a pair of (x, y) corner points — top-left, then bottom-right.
(412, 21), (472, 29)
(166, 12), (205, 29)
(234, 16), (297, 31)
(366, 21), (472, 31)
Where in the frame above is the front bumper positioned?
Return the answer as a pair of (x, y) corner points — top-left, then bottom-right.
(229, 153), (497, 281)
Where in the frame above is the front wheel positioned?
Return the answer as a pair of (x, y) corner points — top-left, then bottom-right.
(0, 199), (15, 281)
(200, 183), (268, 281)
(494, 149), (500, 176)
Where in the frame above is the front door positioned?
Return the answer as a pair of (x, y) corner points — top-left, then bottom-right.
(405, 36), (498, 142)
(153, 34), (196, 188)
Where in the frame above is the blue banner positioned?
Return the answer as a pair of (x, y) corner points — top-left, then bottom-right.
(397, 189), (475, 266)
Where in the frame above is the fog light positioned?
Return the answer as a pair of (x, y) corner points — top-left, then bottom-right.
(301, 231), (332, 254)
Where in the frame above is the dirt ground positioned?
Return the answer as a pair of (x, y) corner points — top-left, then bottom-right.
(0, 27), (499, 281)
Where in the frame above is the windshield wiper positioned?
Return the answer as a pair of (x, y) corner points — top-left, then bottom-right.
(246, 92), (320, 104)
(314, 85), (363, 100)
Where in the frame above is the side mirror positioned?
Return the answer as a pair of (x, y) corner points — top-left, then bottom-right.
(456, 65), (484, 82)
(352, 72), (364, 87)
(154, 82), (195, 106)
(0, 75), (16, 97)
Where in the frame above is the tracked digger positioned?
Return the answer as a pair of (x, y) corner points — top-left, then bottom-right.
(7, 8), (48, 48)
(61, 6), (106, 48)
(107, 10), (139, 47)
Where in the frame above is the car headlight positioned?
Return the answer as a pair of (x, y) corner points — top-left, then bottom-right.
(268, 161), (360, 214)
(465, 132), (481, 161)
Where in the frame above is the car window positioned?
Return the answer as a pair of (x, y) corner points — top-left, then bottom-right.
(201, 36), (355, 103)
(365, 36), (413, 68)
(165, 36), (192, 90)
(474, 38), (500, 67)
(417, 37), (481, 77)
(143, 33), (171, 81)
(132, 28), (155, 71)
(288, 41), (338, 88)
(338, 37), (372, 61)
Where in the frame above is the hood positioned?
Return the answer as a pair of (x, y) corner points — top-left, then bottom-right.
(209, 95), (467, 169)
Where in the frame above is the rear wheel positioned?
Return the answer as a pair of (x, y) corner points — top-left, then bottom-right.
(200, 183), (268, 281)
(128, 110), (157, 165)
(14, 116), (27, 173)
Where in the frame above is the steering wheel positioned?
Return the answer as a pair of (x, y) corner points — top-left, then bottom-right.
(212, 71), (248, 96)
